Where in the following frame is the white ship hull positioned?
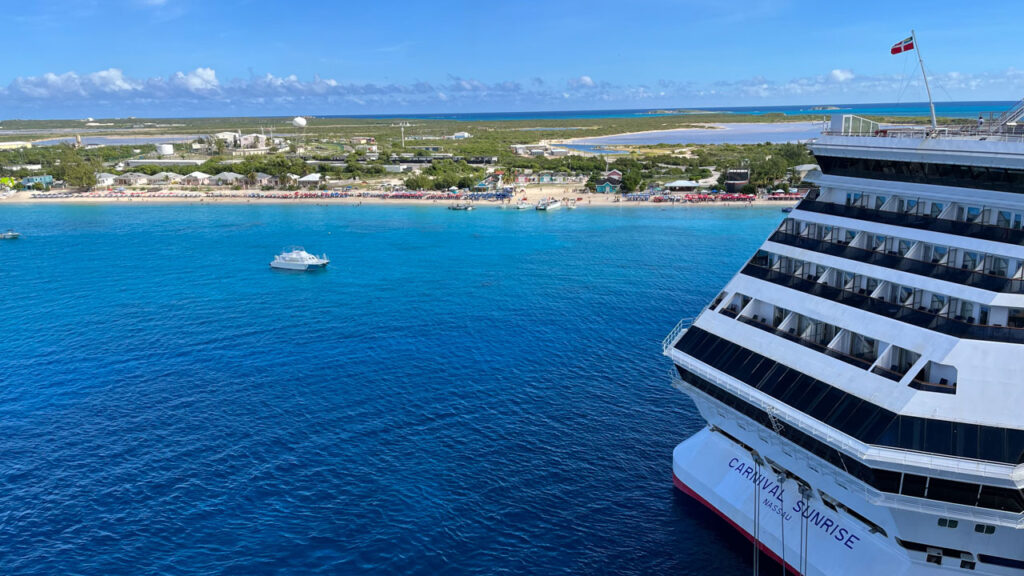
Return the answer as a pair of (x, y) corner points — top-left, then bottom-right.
(269, 261), (327, 271)
(673, 428), (916, 576)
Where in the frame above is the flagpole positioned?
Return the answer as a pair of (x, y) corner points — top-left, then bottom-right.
(911, 29), (938, 131)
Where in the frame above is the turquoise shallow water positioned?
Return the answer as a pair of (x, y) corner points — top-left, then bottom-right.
(0, 203), (785, 575)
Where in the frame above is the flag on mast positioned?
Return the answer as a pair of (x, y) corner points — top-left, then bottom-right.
(890, 37), (915, 55)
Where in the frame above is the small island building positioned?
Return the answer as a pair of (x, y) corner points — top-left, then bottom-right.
(183, 171), (211, 186)
(150, 172), (184, 185)
(22, 174), (54, 188)
(114, 172), (149, 186)
(664, 179), (700, 192)
(94, 172), (116, 187)
(211, 172), (244, 186)
(250, 172), (278, 187)
(724, 169), (750, 193)
(594, 178), (621, 194)
(297, 173), (322, 187)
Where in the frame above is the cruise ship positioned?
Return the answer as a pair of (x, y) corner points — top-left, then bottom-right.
(664, 110), (1024, 574)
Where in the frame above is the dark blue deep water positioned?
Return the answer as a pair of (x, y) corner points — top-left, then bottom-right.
(0, 204), (784, 575)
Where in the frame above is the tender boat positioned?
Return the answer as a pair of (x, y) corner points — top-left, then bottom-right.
(0, 230), (19, 240)
(448, 201), (474, 211)
(781, 206), (794, 213)
(514, 201), (535, 210)
(536, 198), (562, 211)
(270, 248), (329, 271)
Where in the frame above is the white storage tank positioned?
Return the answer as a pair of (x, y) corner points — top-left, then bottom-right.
(156, 143), (174, 156)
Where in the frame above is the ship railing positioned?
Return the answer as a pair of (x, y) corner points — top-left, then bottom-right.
(669, 361), (1024, 528)
(662, 317), (694, 356)
(819, 124), (1024, 143)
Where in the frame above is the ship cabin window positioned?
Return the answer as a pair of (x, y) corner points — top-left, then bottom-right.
(962, 251), (980, 270)
(903, 198), (917, 213)
(848, 333), (879, 363)
(1015, 213), (1023, 230)
(989, 256), (1009, 277)
(931, 245), (948, 264)
(872, 345), (920, 381)
(937, 518), (959, 529)
(964, 206), (982, 224)
(974, 524), (996, 535)
(898, 286), (915, 306)
(910, 361), (958, 395)
(875, 195), (887, 209)
(722, 293), (751, 318)
(710, 291), (728, 310)
(929, 201), (943, 217)
(997, 210), (1012, 228)
(958, 301), (974, 321)
(771, 306), (787, 329)
(1008, 309), (1024, 329)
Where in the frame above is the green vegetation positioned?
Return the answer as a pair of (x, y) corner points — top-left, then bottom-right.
(403, 160), (485, 190)
(0, 112), (818, 192)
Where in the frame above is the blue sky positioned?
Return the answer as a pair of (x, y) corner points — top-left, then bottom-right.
(3, 0), (1023, 118)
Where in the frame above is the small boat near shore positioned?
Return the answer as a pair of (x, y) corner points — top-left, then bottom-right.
(270, 248), (329, 271)
(448, 201), (474, 211)
(513, 201), (534, 210)
(536, 198), (561, 211)
(781, 206), (794, 213)
(1, 230), (20, 240)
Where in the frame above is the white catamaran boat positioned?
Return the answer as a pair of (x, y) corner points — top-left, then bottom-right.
(535, 198), (561, 211)
(269, 248), (329, 271)
(664, 34), (1024, 576)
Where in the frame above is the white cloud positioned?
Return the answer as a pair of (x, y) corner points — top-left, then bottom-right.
(171, 67), (219, 92)
(4, 65), (1024, 117)
(568, 75), (596, 89)
(87, 68), (140, 92)
(830, 69), (855, 83)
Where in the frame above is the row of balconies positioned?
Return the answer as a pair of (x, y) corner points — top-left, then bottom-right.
(771, 218), (1024, 293)
(798, 188), (1024, 246)
(745, 252), (1024, 345)
(718, 291), (956, 393)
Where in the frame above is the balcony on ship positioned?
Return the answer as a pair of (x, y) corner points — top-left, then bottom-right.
(907, 361), (959, 395)
(742, 251), (1024, 344)
(771, 218), (1024, 293)
(796, 188), (1024, 246)
(721, 292), (906, 375)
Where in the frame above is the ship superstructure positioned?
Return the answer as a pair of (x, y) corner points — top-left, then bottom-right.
(664, 112), (1024, 575)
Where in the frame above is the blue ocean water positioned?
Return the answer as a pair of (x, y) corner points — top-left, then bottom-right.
(0, 204), (786, 575)
(322, 101), (1015, 122)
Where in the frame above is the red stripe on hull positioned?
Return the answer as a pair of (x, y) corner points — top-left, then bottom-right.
(673, 472), (802, 576)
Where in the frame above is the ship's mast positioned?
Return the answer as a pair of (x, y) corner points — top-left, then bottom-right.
(911, 29), (938, 131)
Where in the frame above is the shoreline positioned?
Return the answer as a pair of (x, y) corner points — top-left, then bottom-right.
(552, 119), (822, 146)
(1, 191), (797, 209)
